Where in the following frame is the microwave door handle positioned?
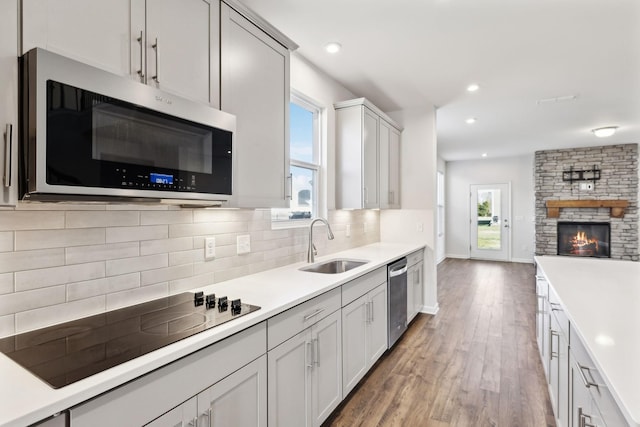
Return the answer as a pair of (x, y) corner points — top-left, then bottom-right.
(4, 123), (11, 188)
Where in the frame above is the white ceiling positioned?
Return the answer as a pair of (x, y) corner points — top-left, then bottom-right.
(240, 0), (640, 161)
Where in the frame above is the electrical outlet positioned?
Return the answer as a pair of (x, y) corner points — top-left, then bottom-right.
(205, 237), (216, 260)
(237, 235), (251, 255)
(416, 222), (424, 232)
(346, 224), (351, 237)
(580, 182), (594, 191)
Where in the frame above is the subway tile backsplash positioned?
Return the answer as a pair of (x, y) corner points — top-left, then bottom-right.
(0, 206), (379, 336)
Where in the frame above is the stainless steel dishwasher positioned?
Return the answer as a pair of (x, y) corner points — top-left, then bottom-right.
(387, 257), (408, 348)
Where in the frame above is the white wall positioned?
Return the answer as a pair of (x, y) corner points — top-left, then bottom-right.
(380, 106), (439, 314)
(445, 154), (535, 263)
(289, 53), (356, 210)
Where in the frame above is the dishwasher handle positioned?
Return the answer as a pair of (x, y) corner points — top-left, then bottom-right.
(389, 264), (408, 277)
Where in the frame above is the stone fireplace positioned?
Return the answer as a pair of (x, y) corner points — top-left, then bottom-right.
(535, 144), (639, 261)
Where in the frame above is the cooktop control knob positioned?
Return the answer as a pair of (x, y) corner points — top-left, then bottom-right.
(231, 299), (242, 315)
(218, 296), (228, 312)
(194, 291), (204, 307)
(205, 294), (216, 309)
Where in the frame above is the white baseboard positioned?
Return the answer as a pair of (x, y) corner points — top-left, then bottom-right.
(420, 304), (439, 315)
(444, 253), (468, 259)
(511, 257), (534, 264)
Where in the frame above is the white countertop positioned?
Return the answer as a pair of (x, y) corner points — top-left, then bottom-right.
(535, 255), (640, 427)
(0, 242), (424, 427)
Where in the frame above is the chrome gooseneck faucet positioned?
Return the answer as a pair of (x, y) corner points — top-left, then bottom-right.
(307, 218), (335, 263)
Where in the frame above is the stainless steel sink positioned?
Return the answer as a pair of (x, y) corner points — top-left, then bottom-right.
(300, 258), (369, 274)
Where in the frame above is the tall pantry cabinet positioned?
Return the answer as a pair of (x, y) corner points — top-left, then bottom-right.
(0, 0), (18, 206)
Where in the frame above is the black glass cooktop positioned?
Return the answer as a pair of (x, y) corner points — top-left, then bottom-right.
(0, 292), (259, 389)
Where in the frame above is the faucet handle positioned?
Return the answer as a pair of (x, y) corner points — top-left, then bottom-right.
(312, 243), (318, 256)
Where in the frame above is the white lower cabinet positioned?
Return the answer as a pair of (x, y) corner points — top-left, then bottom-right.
(535, 273), (549, 376)
(548, 309), (569, 427)
(342, 282), (387, 396)
(407, 250), (424, 322)
(268, 309), (342, 427)
(70, 323), (266, 427)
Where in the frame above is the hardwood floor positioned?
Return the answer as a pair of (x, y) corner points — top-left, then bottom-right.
(324, 259), (556, 427)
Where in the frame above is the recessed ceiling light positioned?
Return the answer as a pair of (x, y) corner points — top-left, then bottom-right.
(467, 83), (480, 92)
(481, 153), (488, 158)
(591, 126), (618, 138)
(466, 117), (477, 124)
(325, 42), (342, 54)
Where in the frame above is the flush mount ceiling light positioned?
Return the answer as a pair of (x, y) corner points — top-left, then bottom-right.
(466, 117), (477, 124)
(467, 83), (480, 92)
(324, 42), (342, 54)
(481, 153), (488, 158)
(591, 126), (618, 138)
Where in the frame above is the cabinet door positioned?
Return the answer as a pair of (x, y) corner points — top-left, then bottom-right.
(411, 262), (423, 320)
(198, 355), (267, 427)
(221, 4), (290, 208)
(142, 0), (217, 105)
(0, 0), (18, 206)
(268, 331), (311, 427)
(378, 119), (391, 209)
(367, 283), (388, 365)
(388, 126), (401, 208)
(558, 325), (569, 427)
(22, 0), (131, 75)
(362, 108), (379, 209)
(145, 397), (197, 427)
(342, 294), (368, 396)
(311, 310), (342, 427)
(407, 265), (416, 322)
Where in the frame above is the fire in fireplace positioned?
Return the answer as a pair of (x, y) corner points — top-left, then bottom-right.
(557, 222), (611, 258)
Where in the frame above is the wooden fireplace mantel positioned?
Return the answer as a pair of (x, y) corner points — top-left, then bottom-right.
(545, 200), (629, 218)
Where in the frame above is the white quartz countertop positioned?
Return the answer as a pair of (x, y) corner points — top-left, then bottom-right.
(0, 242), (424, 427)
(535, 255), (640, 427)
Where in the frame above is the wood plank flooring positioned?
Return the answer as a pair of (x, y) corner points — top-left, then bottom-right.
(324, 259), (556, 427)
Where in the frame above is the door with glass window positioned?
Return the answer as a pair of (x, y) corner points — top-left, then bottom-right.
(470, 184), (510, 261)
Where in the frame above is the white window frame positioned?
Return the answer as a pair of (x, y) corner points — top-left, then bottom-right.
(272, 90), (325, 229)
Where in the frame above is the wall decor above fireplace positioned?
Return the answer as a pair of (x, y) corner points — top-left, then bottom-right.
(561, 165), (600, 183)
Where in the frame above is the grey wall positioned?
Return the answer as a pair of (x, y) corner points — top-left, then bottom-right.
(534, 144), (639, 261)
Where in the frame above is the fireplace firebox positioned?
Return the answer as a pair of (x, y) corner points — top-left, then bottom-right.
(557, 222), (610, 258)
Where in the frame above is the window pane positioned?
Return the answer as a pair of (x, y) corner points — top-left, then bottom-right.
(289, 165), (314, 220)
(290, 102), (314, 163)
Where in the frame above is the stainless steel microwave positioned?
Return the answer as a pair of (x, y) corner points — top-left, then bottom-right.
(20, 48), (236, 203)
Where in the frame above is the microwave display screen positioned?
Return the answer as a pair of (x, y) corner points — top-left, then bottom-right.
(45, 80), (232, 195)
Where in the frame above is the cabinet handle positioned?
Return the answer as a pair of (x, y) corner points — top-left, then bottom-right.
(389, 191), (394, 204)
(187, 416), (197, 427)
(314, 337), (320, 367)
(152, 37), (160, 83)
(576, 362), (600, 389)
(136, 30), (145, 82)
(306, 341), (313, 368)
(578, 407), (597, 427)
(549, 330), (559, 360)
(285, 173), (292, 200)
(3, 124), (12, 187)
(549, 302), (562, 312)
(415, 269), (420, 285)
(303, 308), (325, 322)
(369, 300), (374, 322)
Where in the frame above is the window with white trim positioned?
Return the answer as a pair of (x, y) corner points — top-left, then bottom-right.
(271, 93), (322, 225)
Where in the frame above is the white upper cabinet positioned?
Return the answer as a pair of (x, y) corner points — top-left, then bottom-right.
(22, 0), (218, 106)
(22, 0), (132, 76)
(335, 98), (402, 209)
(0, 0), (18, 206)
(132, 0), (219, 106)
(221, 4), (290, 208)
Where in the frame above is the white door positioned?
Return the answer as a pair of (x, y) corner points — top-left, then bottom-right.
(469, 183), (510, 261)
(268, 330), (311, 427)
(199, 356), (267, 427)
(341, 295), (368, 396)
(311, 310), (342, 427)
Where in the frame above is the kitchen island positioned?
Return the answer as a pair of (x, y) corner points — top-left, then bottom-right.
(0, 242), (425, 427)
(535, 255), (640, 427)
